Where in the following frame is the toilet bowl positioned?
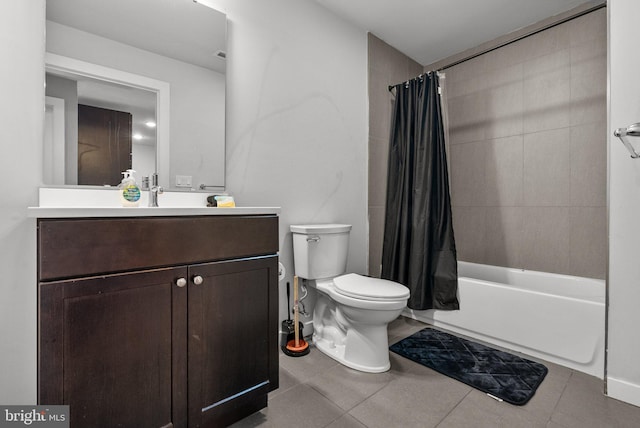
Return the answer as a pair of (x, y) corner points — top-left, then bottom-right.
(290, 224), (410, 373)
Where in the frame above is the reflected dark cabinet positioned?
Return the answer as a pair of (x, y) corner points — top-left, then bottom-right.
(37, 215), (279, 428)
(78, 104), (132, 186)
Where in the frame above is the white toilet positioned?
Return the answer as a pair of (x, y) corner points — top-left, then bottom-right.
(290, 224), (410, 373)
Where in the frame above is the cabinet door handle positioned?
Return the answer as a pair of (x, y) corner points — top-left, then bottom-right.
(193, 275), (204, 285)
(176, 277), (187, 288)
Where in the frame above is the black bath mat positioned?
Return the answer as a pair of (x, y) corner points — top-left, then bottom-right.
(390, 328), (547, 405)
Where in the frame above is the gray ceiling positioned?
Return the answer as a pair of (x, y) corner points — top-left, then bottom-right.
(313, 0), (597, 65)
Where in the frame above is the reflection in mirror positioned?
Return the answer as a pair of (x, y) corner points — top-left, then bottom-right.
(45, 68), (158, 186)
(44, 0), (226, 192)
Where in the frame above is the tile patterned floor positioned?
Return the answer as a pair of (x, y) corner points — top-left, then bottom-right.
(231, 317), (640, 428)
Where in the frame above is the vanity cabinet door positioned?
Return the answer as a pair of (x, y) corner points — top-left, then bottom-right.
(187, 256), (278, 428)
(39, 267), (188, 428)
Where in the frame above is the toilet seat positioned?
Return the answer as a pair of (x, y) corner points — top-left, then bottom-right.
(315, 275), (409, 311)
(334, 274), (409, 301)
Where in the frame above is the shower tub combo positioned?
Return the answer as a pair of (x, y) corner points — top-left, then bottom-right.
(404, 261), (605, 378)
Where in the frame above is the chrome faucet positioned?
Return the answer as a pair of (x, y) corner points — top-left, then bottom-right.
(149, 173), (163, 207)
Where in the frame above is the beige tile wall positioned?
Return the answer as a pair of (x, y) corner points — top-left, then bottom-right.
(367, 9), (607, 279)
(444, 9), (607, 279)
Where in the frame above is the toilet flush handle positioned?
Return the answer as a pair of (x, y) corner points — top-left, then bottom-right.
(306, 236), (320, 242)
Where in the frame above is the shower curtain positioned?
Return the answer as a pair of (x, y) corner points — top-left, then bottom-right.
(381, 73), (459, 311)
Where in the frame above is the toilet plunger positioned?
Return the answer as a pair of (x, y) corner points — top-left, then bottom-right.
(283, 275), (310, 357)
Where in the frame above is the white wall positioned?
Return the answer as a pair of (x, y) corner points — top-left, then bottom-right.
(0, 0), (45, 404)
(200, 0), (369, 326)
(0, 0), (367, 401)
(607, 0), (640, 407)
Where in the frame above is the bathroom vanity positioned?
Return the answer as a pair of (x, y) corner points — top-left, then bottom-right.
(34, 210), (279, 428)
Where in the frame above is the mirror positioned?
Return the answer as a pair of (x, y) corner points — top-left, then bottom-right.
(44, 0), (226, 192)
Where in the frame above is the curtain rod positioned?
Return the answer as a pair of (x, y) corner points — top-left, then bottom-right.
(387, 1), (606, 92)
(387, 71), (441, 92)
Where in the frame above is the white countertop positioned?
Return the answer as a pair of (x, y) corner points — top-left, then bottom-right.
(27, 206), (280, 218)
(29, 187), (280, 218)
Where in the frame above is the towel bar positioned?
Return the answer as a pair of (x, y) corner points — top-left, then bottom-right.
(614, 122), (640, 159)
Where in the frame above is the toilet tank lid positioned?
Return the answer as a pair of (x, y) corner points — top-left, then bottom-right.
(334, 273), (410, 300)
(290, 224), (352, 234)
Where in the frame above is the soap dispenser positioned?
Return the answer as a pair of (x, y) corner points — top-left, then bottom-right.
(119, 169), (141, 207)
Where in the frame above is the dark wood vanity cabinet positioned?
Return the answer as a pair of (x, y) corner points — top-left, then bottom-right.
(40, 267), (182, 427)
(37, 215), (279, 428)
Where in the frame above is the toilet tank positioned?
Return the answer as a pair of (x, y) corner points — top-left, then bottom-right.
(290, 224), (352, 279)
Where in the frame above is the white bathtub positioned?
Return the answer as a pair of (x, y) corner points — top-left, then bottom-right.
(403, 261), (606, 378)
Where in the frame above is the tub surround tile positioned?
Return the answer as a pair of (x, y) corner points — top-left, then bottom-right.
(523, 50), (571, 134)
(368, 35), (421, 85)
(568, 7), (607, 47)
(521, 207), (571, 274)
(444, 70), (489, 99)
(484, 40), (530, 73)
(486, 38), (528, 72)
(484, 207), (524, 268)
(368, 69), (392, 141)
(520, 21), (571, 61)
(448, 92), (488, 145)
(368, 10), (606, 280)
(367, 206), (385, 278)
(450, 141), (487, 207)
(368, 136), (389, 207)
(485, 78), (524, 140)
(569, 207), (607, 279)
(452, 206), (487, 265)
(523, 128), (571, 207)
(443, 57), (498, 100)
(444, 54), (489, 85)
(570, 122), (607, 207)
(484, 63), (524, 140)
(485, 136), (524, 206)
(570, 38), (607, 127)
